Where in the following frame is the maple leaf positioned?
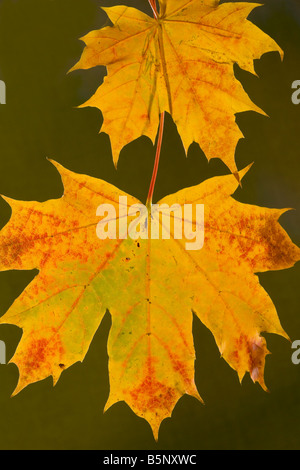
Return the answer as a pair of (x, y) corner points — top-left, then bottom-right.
(0, 161), (299, 438)
(71, 0), (282, 173)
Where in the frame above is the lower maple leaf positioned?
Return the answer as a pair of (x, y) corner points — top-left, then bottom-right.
(0, 162), (299, 439)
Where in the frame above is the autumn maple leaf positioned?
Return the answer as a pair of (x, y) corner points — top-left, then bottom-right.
(71, 0), (282, 173)
(0, 161), (298, 439)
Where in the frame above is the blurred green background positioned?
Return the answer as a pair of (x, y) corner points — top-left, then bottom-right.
(0, 0), (299, 450)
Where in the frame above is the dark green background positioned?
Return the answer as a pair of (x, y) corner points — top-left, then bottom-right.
(0, 0), (299, 450)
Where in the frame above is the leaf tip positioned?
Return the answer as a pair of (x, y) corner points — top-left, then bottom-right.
(104, 395), (115, 414)
(189, 385), (204, 405)
(67, 63), (77, 74)
(11, 377), (27, 397)
(46, 158), (65, 175)
(233, 162), (254, 187)
(0, 194), (13, 206)
(148, 418), (163, 442)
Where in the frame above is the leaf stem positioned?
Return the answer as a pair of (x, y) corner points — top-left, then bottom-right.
(148, 0), (159, 19)
(146, 112), (165, 206)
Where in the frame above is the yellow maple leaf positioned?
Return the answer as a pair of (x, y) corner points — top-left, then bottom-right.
(71, 0), (282, 173)
(0, 161), (298, 439)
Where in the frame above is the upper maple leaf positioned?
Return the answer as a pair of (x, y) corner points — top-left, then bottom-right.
(71, 0), (282, 173)
(0, 161), (298, 439)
